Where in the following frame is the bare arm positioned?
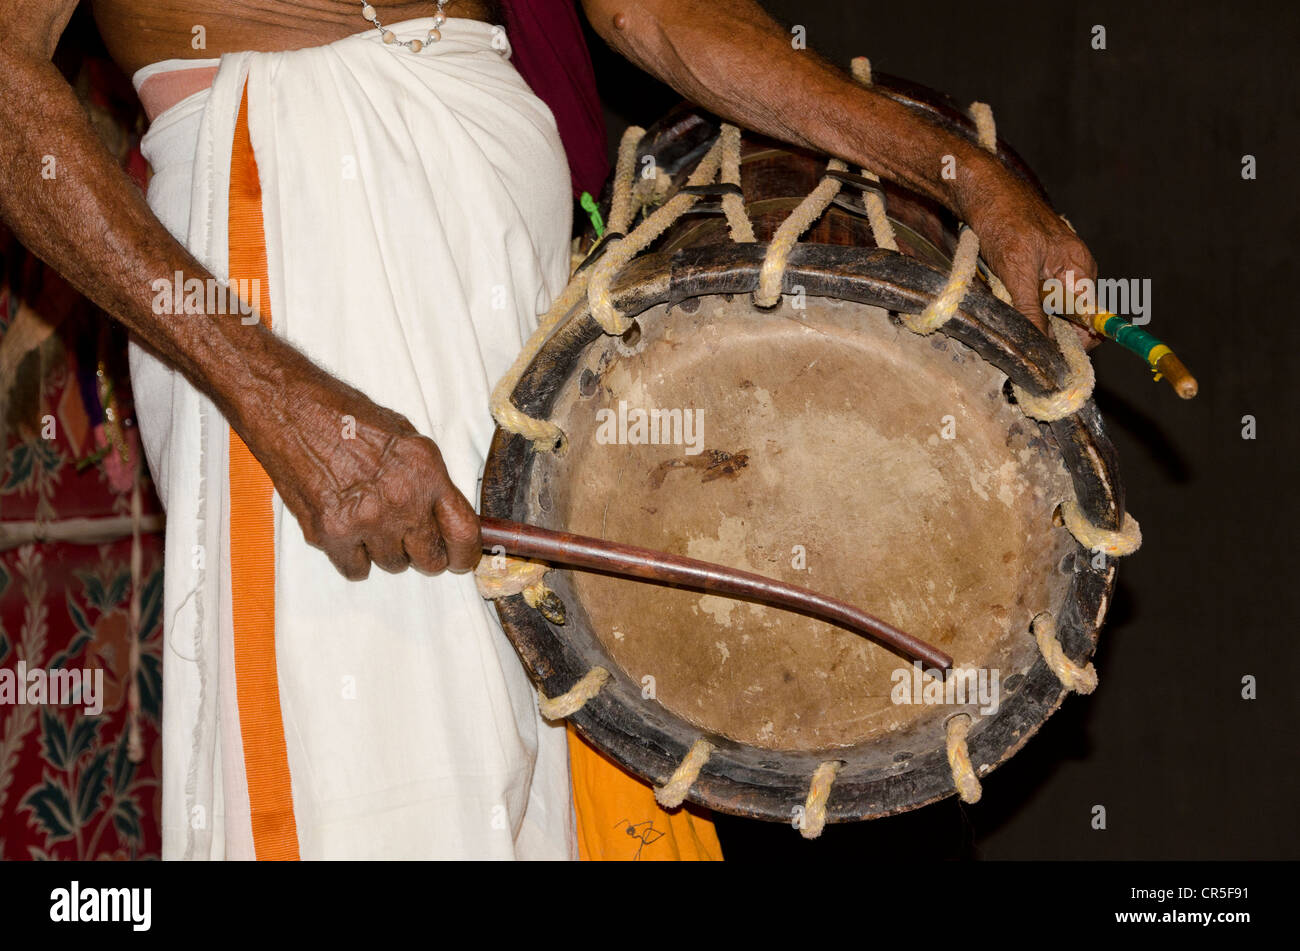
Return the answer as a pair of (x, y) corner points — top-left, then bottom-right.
(581, 0), (1096, 337)
(0, 1), (478, 578)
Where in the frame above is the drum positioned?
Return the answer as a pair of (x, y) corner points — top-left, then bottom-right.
(479, 70), (1138, 835)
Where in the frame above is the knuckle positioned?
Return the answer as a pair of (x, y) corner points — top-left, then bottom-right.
(353, 493), (382, 527)
(449, 514), (480, 543)
(1078, 246), (1098, 277)
(378, 470), (417, 510)
(437, 499), (480, 542)
(332, 549), (369, 581)
(418, 544), (449, 575)
(374, 556), (407, 575)
(407, 434), (444, 469)
(319, 507), (352, 541)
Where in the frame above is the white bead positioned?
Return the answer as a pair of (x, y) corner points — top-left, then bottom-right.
(382, 30), (395, 44)
(361, 4), (376, 20)
(433, 13), (446, 26)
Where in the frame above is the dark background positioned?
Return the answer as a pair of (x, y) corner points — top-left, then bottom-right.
(586, 0), (1300, 859)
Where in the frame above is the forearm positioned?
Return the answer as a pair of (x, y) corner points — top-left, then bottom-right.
(0, 41), (311, 441)
(586, 0), (1003, 220)
(0, 3), (484, 577)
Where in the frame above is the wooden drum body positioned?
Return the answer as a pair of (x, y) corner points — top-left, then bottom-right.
(481, 83), (1127, 827)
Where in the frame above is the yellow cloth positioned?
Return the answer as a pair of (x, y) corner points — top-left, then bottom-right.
(567, 726), (723, 861)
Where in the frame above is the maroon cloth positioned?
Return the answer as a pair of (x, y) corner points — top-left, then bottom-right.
(503, 0), (609, 197)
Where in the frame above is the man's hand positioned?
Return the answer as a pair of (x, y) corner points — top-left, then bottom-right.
(235, 362), (481, 582)
(955, 159), (1101, 349)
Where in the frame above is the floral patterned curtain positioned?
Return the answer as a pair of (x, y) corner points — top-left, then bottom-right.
(0, 41), (165, 860)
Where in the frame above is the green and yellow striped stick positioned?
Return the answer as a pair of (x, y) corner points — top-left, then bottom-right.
(1026, 275), (1199, 399)
(982, 260), (1199, 399)
(1082, 310), (1198, 399)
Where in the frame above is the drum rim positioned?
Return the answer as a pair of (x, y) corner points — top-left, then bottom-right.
(481, 245), (1123, 823)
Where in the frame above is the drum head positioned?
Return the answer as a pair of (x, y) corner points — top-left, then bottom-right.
(531, 293), (1077, 754)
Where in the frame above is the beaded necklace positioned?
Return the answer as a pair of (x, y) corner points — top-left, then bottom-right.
(359, 2), (450, 52)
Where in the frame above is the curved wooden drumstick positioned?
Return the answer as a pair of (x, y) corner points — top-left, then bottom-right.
(479, 516), (953, 671)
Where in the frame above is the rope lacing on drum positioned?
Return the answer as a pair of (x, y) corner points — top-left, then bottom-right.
(655, 738), (716, 809)
(657, 741), (847, 840)
(1059, 499), (1142, 558)
(847, 60), (902, 257)
(899, 95), (996, 334)
(1011, 314), (1096, 421)
(537, 666), (610, 720)
(902, 225), (983, 334)
(489, 124), (743, 450)
(800, 760), (843, 839)
(588, 139), (731, 335)
(475, 555), (548, 598)
(488, 269), (593, 452)
(488, 126), (645, 452)
(754, 158), (848, 307)
(1032, 612), (1099, 694)
(608, 124), (649, 234)
(946, 714), (982, 804)
(719, 124), (757, 244)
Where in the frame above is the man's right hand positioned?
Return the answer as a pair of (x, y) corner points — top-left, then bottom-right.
(241, 371), (482, 581)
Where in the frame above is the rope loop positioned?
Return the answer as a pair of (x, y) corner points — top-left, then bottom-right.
(475, 554), (548, 599)
(946, 714), (983, 803)
(800, 760), (842, 839)
(607, 125), (647, 234)
(901, 225), (981, 334)
(1010, 315), (1096, 420)
(538, 667), (610, 720)
(587, 137), (728, 334)
(488, 267), (591, 451)
(755, 158), (847, 307)
(719, 123), (756, 244)
(968, 101), (998, 152)
(1032, 611), (1098, 694)
(850, 55), (872, 86)
(1060, 498), (1142, 557)
(655, 738), (715, 809)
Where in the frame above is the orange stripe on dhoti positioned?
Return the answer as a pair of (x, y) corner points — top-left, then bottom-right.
(226, 83), (300, 861)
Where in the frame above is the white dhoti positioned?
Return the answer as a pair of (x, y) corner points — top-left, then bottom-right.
(129, 18), (577, 859)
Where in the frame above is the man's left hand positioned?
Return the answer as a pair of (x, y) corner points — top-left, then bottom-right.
(956, 164), (1101, 351)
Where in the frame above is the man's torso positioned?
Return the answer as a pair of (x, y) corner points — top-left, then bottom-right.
(89, 0), (498, 75)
